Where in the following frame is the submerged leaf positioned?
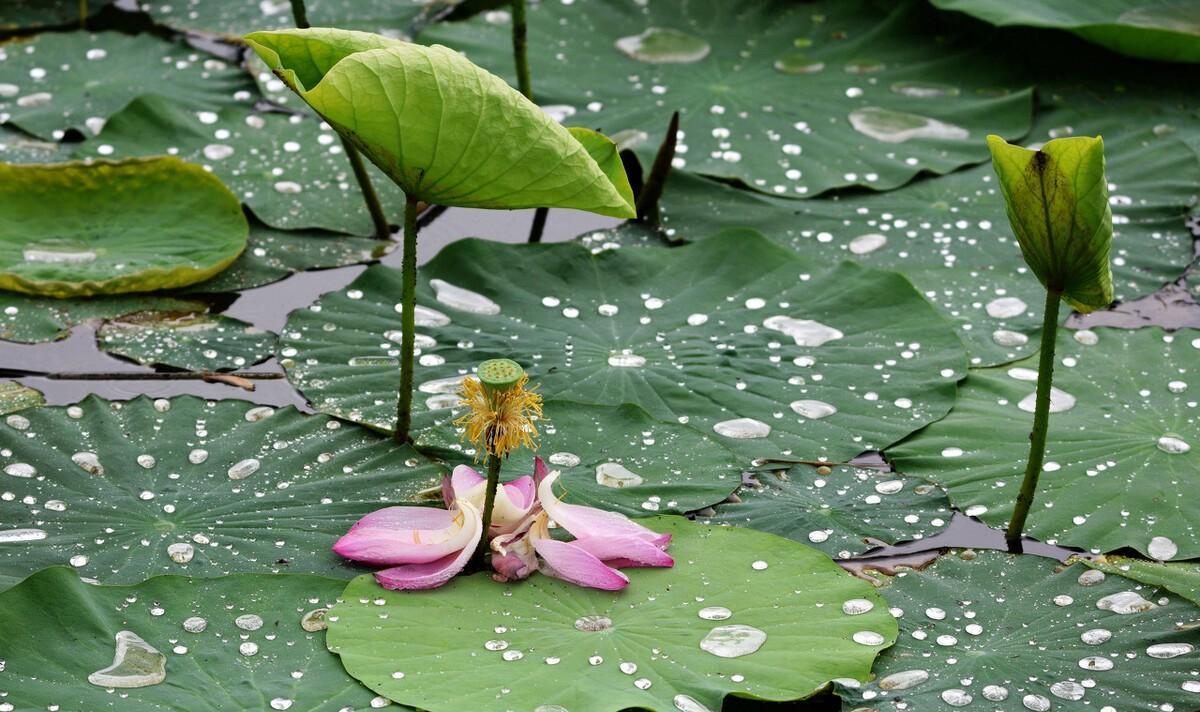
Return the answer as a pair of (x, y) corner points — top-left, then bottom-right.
(0, 158), (248, 297)
(244, 28), (636, 218)
(987, 134), (1114, 313)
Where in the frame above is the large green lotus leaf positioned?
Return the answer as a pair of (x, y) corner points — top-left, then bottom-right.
(146, 0), (441, 40)
(932, 0), (1200, 63)
(652, 115), (1198, 366)
(0, 31), (255, 140)
(890, 327), (1200, 559)
(0, 158), (248, 297)
(420, 0), (1033, 198)
(0, 124), (70, 163)
(0, 381), (44, 415)
(417, 400), (744, 516)
(0, 567), (383, 711)
(279, 230), (968, 461)
(327, 516), (899, 712)
(0, 292), (209, 343)
(987, 133), (1114, 314)
(183, 222), (391, 294)
(703, 465), (952, 559)
(1085, 555), (1200, 606)
(0, 0), (113, 31)
(244, 28), (636, 218)
(837, 551), (1200, 711)
(0, 395), (443, 591)
(96, 312), (274, 372)
(75, 95), (409, 235)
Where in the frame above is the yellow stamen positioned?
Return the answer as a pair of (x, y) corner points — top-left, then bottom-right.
(454, 373), (543, 460)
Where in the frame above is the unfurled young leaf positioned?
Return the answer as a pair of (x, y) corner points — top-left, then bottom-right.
(987, 134), (1114, 313)
(243, 28), (636, 218)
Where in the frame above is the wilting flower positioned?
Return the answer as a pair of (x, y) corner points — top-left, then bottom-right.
(332, 458), (672, 591)
(454, 359), (543, 461)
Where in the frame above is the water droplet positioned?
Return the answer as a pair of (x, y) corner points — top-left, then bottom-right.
(1022, 694), (1051, 711)
(1078, 655), (1114, 671)
(429, 279), (500, 315)
(633, 677), (652, 690)
(239, 642), (259, 656)
(848, 233), (887, 255)
(273, 181), (303, 194)
(619, 661), (637, 675)
(712, 418), (771, 439)
(615, 27), (710, 63)
(548, 452), (580, 467)
(1147, 642), (1193, 658)
(699, 624), (767, 658)
(789, 399), (837, 419)
(1096, 591), (1157, 614)
(70, 451), (103, 475)
(182, 617), (207, 633)
(0, 528), (46, 543)
(762, 315), (843, 346)
(574, 616), (613, 632)
(878, 669), (929, 690)
(982, 685), (1009, 701)
(87, 631), (166, 689)
(1018, 387), (1076, 414)
(698, 606), (732, 621)
(484, 639), (509, 651)
(842, 599), (874, 615)
(234, 614), (263, 631)
(686, 313), (709, 326)
(1051, 680), (1086, 700)
(607, 352), (646, 368)
(188, 449), (208, 465)
(985, 297), (1028, 319)
(673, 694), (714, 712)
(890, 81), (960, 98)
(227, 458), (261, 480)
(167, 542), (194, 564)
(595, 462), (644, 488)
(941, 447), (963, 458)
(502, 650), (524, 661)
(1148, 535), (1179, 560)
(1077, 569), (1105, 586)
(1081, 628), (1111, 645)
(1157, 435), (1190, 455)
(774, 53), (824, 75)
(852, 630), (885, 646)
(301, 608), (328, 632)
(4, 463), (35, 478)
(992, 329), (1029, 347)
(5, 414), (29, 430)
(269, 699), (293, 710)
(849, 107), (969, 143)
(940, 689), (973, 707)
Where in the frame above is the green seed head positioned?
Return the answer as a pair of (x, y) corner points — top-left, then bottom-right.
(477, 358), (525, 394)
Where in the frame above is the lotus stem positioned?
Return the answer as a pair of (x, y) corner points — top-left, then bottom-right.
(394, 193), (420, 444)
(79, 0), (87, 28)
(511, 0), (532, 101)
(1005, 287), (1062, 551)
(528, 207), (549, 243)
(472, 455), (504, 567)
(637, 111), (680, 223)
(287, 0), (309, 29)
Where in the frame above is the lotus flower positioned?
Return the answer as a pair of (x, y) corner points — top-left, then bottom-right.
(333, 458), (672, 591)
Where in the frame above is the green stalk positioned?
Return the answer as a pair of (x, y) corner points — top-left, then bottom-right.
(289, 0), (389, 239)
(528, 206), (549, 243)
(393, 194), (420, 444)
(636, 111), (680, 223)
(511, 0), (532, 101)
(79, 0), (87, 28)
(472, 455), (504, 566)
(1005, 288), (1062, 550)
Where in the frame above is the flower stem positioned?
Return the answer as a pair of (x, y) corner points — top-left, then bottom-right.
(636, 111), (680, 223)
(1005, 288), (1062, 551)
(289, 0), (389, 240)
(527, 207), (548, 243)
(79, 0), (87, 28)
(511, 0), (533, 101)
(473, 455), (504, 566)
(394, 193), (420, 444)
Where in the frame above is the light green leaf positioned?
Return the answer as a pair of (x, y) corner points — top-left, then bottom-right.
(703, 465), (952, 558)
(327, 516), (899, 712)
(0, 567), (383, 711)
(837, 551), (1200, 710)
(890, 327), (1200, 559)
(96, 312), (274, 372)
(932, 0), (1200, 63)
(0, 158), (248, 297)
(420, 0), (1034, 197)
(1084, 555), (1200, 607)
(0, 396), (443, 591)
(987, 133), (1114, 313)
(278, 229), (967, 462)
(0, 31), (255, 140)
(0, 381), (44, 415)
(244, 28), (636, 218)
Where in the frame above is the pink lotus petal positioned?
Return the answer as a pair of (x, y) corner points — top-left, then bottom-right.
(449, 464), (486, 506)
(533, 456), (550, 485)
(571, 535), (674, 568)
(537, 471), (667, 544)
(374, 502), (483, 590)
(490, 528), (539, 582)
(332, 505), (476, 566)
(533, 538), (629, 591)
(502, 476), (536, 510)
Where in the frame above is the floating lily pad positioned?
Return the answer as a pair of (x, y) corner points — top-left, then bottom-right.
(0, 124), (70, 163)
(182, 222), (391, 294)
(279, 229), (967, 462)
(145, 0), (443, 39)
(421, 0), (1033, 197)
(0, 380), (44, 415)
(328, 516), (898, 712)
(704, 466), (952, 559)
(931, 0), (1200, 63)
(654, 113), (1199, 365)
(0, 396), (443, 590)
(0, 567), (383, 711)
(420, 400), (744, 516)
(0, 31), (255, 140)
(0, 291), (209, 343)
(837, 551), (1200, 711)
(1085, 555), (1200, 606)
(76, 95), (408, 235)
(0, 158), (248, 297)
(891, 327), (1200, 559)
(96, 312), (274, 372)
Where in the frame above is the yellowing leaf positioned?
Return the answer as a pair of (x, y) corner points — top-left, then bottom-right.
(244, 28), (636, 218)
(987, 134), (1114, 313)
